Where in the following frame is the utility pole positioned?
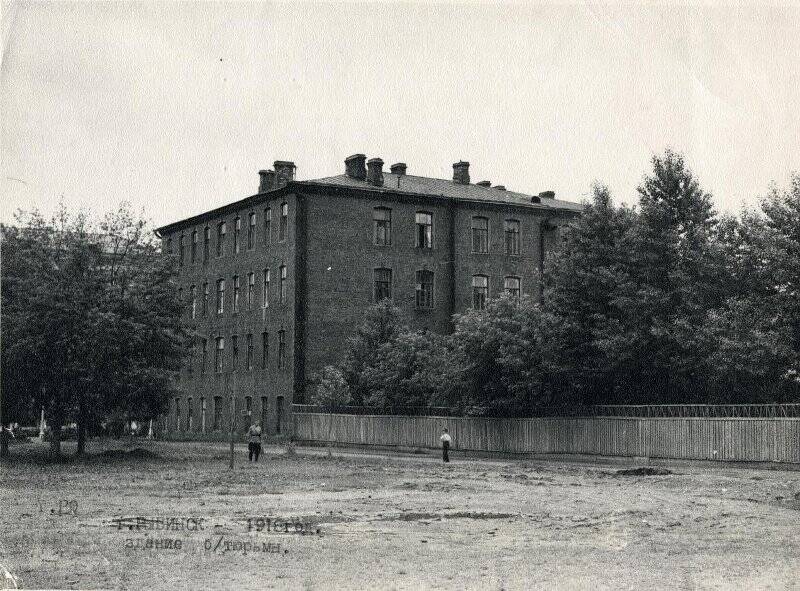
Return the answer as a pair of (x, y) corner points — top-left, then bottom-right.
(228, 372), (236, 470)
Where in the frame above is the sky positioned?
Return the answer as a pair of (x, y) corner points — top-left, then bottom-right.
(2, 1), (799, 228)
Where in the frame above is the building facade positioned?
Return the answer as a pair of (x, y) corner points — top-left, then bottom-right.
(156, 155), (581, 439)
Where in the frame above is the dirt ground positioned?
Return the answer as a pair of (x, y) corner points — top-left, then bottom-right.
(1, 440), (798, 591)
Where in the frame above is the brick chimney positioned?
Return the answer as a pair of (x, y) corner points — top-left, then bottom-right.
(494, 185), (506, 191)
(345, 154), (367, 180)
(452, 161), (470, 184)
(539, 190), (555, 199)
(390, 163), (407, 176)
(258, 170), (276, 193)
(476, 180), (491, 187)
(273, 161), (296, 188)
(366, 158), (384, 187)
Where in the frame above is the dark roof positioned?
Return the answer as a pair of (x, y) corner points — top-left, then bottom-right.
(156, 172), (582, 235)
(304, 173), (584, 212)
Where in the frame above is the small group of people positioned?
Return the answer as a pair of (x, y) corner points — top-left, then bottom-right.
(245, 423), (453, 464)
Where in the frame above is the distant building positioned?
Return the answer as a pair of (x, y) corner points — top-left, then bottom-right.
(155, 155), (581, 439)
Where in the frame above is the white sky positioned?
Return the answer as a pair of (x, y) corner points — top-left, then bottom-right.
(2, 1), (799, 227)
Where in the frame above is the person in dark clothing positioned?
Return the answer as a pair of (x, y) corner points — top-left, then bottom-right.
(247, 423), (262, 462)
(440, 428), (451, 463)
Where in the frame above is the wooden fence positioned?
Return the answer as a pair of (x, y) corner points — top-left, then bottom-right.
(292, 413), (800, 463)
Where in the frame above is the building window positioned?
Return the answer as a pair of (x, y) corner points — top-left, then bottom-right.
(261, 331), (269, 369)
(278, 330), (286, 370)
(213, 396), (222, 431)
(415, 212), (432, 248)
(187, 397), (193, 431)
(175, 397), (181, 431)
(374, 268), (392, 301)
(505, 219), (520, 255)
(201, 338), (207, 374)
(178, 235), (185, 266)
(264, 208), (271, 245)
(190, 285), (197, 319)
(276, 396), (284, 434)
(415, 270), (434, 309)
(215, 337), (224, 373)
(472, 275), (489, 310)
(200, 397), (206, 432)
(247, 272), (255, 309)
(232, 334), (239, 370)
(166, 237), (173, 255)
(203, 227), (210, 262)
(279, 203), (288, 242)
(202, 282), (209, 316)
(505, 276), (521, 300)
(248, 212), (256, 250)
(263, 268), (270, 308)
(187, 340), (195, 374)
(246, 333), (254, 371)
(374, 207), (392, 245)
(217, 222), (226, 257)
(260, 396), (268, 431)
(234, 216), (241, 254)
(233, 275), (240, 313)
(472, 217), (489, 253)
(279, 265), (287, 303)
(216, 279), (225, 315)
(191, 230), (197, 262)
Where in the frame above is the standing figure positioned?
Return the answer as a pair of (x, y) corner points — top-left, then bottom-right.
(248, 423), (262, 462)
(440, 428), (452, 463)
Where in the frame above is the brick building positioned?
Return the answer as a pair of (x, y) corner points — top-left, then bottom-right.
(155, 155), (581, 439)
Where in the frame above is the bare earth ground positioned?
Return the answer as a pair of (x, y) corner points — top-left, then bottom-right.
(1, 440), (799, 591)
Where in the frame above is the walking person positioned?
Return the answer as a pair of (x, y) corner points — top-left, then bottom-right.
(440, 428), (452, 463)
(247, 423), (262, 462)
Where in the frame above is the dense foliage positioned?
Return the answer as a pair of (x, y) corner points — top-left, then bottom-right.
(331, 153), (799, 412)
(1, 204), (190, 456)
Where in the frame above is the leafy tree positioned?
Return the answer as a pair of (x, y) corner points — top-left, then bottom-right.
(361, 330), (462, 408)
(452, 294), (559, 415)
(608, 150), (726, 402)
(340, 299), (406, 405)
(697, 175), (800, 402)
(544, 184), (637, 404)
(310, 365), (351, 409)
(699, 298), (798, 402)
(309, 365), (351, 454)
(2, 208), (103, 456)
(759, 173), (800, 367)
(91, 206), (187, 444)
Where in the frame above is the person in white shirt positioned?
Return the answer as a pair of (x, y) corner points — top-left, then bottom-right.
(439, 428), (452, 463)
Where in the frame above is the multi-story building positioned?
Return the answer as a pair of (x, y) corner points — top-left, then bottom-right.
(155, 155), (581, 439)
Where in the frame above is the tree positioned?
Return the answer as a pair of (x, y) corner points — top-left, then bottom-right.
(361, 330), (462, 408)
(309, 365), (351, 455)
(89, 206), (188, 449)
(543, 184), (637, 404)
(696, 174), (800, 402)
(607, 150), (725, 402)
(340, 300), (406, 405)
(2, 208), (102, 456)
(1, 203), (189, 457)
(452, 294), (559, 415)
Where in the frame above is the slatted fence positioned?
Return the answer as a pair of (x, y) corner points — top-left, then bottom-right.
(292, 413), (800, 463)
